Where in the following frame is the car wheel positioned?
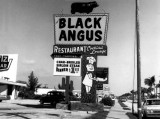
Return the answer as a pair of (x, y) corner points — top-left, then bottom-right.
(0, 100), (2, 102)
(40, 100), (44, 105)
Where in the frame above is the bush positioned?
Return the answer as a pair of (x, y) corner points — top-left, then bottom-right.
(101, 96), (114, 106)
(18, 90), (35, 99)
(69, 95), (81, 101)
(33, 95), (42, 99)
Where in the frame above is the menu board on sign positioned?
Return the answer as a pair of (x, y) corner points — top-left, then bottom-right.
(53, 58), (81, 76)
(54, 14), (109, 45)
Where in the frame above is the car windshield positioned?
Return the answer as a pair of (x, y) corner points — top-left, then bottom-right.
(146, 100), (160, 105)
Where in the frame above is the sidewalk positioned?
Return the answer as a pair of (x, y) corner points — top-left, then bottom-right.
(106, 99), (137, 119)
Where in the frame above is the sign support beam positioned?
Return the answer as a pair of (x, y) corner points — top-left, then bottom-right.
(65, 76), (70, 103)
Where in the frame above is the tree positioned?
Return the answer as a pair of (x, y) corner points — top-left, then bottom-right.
(27, 71), (41, 92)
(141, 87), (148, 100)
(144, 77), (154, 87)
(156, 82), (160, 98)
(17, 71), (41, 99)
(144, 76), (156, 97)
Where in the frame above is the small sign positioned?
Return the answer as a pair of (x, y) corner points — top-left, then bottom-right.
(96, 67), (108, 84)
(96, 67), (108, 90)
(53, 58), (81, 76)
(54, 14), (109, 45)
(103, 84), (110, 91)
(0, 54), (18, 82)
(53, 45), (107, 56)
(0, 55), (13, 72)
(97, 84), (103, 90)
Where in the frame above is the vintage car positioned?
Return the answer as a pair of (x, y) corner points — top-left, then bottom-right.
(119, 96), (127, 102)
(142, 98), (160, 118)
(39, 90), (65, 106)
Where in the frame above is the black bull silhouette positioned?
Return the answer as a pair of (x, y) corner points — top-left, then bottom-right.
(71, 1), (99, 14)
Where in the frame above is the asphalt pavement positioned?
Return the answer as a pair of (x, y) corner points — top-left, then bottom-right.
(0, 99), (137, 119)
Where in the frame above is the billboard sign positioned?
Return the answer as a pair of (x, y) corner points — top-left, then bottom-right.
(0, 54), (18, 82)
(54, 14), (109, 45)
(53, 58), (81, 76)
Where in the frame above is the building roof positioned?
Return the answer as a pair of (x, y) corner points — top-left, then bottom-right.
(0, 78), (27, 87)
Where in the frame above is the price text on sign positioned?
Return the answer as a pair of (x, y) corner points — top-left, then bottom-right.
(53, 58), (81, 76)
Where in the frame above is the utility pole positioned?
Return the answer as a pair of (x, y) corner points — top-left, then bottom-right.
(136, 0), (142, 119)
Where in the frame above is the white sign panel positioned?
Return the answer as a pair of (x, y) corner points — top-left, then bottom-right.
(0, 54), (18, 82)
(54, 14), (109, 45)
(103, 84), (110, 91)
(53, 58), (81, 76)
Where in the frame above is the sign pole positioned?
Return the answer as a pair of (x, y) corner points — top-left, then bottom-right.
(136, 0), (142, 118)
(65, 76), (70, 104)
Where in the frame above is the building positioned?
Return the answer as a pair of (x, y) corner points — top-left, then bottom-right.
(0, 54), (26, 101)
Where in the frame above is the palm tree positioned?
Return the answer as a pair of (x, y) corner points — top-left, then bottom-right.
(156, 82), (160, 98)
(141, 87), (148, 100)
(144, 76), (155, 87)
(144, 76), (156, 97)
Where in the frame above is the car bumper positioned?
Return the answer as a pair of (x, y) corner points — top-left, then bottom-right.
(146, 114), (160, 118)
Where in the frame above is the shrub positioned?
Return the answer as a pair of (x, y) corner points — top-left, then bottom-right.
(18, 90), (35, 99)
(69, 95), (81, 101)
(33, 95), (42, 99)
(101, 96), (114, 106)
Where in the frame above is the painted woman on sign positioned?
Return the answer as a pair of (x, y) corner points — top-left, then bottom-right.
(83, 56), (108, 94)
(83, 73), (95, 93)
(82, 56), (96, 94)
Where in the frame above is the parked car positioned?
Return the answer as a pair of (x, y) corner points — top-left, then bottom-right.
(142, 98), (160, 118)
(119, 97), (127, 102)
(39, 90), (65, 106)
(0, 95), (8, 102)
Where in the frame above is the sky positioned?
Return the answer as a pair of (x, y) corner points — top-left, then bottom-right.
(0, 0), (160, 96)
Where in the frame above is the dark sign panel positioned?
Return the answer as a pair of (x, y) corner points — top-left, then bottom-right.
(95, 67), (109, 90)
(97, 84), (103, 90)
(53, 45), (107, 56)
